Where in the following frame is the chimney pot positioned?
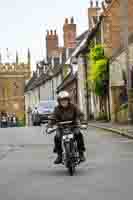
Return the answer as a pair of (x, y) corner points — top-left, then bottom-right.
(54, 30), (56, 35)
(96, 1), (98, 7)
(46, 30), (49, 36)
(90, 1), (93, 7)
(65, 18), (68, 24)
(102, 1), (106, 11)
(71, 17), (74, 24)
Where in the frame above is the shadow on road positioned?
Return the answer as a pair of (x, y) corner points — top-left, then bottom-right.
(28, 162), (96, 177)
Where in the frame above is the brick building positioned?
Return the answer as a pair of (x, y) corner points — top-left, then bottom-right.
(46, 17), (77, 63)
(100, 0), (133, 122)
(101, 0), (133, 56)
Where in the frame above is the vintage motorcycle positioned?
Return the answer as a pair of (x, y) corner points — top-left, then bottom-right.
(46, 121), (87, 176)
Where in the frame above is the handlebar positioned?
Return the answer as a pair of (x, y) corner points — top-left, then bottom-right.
(45, 123), (87, 135)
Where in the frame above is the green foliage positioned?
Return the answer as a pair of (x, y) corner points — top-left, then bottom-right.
(94, 80), (105, 96)
(89, 59), (108, 82)
(88, 44), (108, 97)
(17, 116), (26, 127)
(90, 44), (105, 61)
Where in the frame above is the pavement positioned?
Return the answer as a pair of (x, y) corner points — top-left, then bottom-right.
(0, 126), (133, 199)
(88, 121), (133, 139)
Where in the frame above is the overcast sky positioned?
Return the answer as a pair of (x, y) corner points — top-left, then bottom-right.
(0, 0), (102, 68)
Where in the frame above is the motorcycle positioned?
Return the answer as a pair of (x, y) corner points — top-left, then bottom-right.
(46, 121), (87, 176)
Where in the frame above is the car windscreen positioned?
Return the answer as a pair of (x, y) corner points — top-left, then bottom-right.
(38, 101), (56, 110)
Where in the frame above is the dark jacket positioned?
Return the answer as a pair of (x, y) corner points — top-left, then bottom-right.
(49, 103), (84, 126)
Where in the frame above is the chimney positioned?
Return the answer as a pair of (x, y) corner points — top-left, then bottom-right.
(90, 1), (93, 7)
(65, 18), (68, 24)
(50, 30), (53, 35)
(63, 17), (77, 49)
(96, 1), (98, 8)
(71, 17), (74, 24)
(88, 1), (101, 30)
(46, 29), (59, 60)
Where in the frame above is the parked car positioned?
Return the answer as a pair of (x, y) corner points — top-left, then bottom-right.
(32, 100), (57, 125)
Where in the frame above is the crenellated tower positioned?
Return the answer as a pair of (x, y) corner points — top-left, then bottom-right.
(0, 49), (31, 121)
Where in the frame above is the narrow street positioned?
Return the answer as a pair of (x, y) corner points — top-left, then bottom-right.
(0, 126), (133, 200)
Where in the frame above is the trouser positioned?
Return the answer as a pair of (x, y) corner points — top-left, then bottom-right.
(54, 128), (86, 155)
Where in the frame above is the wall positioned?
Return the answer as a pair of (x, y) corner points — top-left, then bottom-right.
(110, 42), (133, 122)
(53, 74), (62, 100)
(103, 0), (133, 57)
(0, 76), (25, 120)
(40, 79), (53, 101)
(25, 87), (40, 126)
(77, 55), (87, 119)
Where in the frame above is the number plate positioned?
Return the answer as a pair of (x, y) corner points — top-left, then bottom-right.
(63, 134), (73, 140)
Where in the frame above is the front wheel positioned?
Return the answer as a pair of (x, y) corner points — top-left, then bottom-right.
(65, 142), (75, 176)
(68, 163), (75, 176)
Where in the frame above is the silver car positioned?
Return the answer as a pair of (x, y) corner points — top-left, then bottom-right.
(32, 100), (57, 125)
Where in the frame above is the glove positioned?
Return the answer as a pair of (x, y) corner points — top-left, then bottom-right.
(46, 124), (53, 134)
(76, 120), (80, 126)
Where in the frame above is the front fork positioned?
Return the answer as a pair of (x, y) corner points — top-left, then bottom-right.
(62, 140), (80, 166)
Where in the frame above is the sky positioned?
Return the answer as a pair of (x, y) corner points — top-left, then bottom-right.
(0, 0), (102, 69)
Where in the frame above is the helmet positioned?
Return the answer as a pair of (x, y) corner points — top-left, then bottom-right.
(57, 91), (70, 101)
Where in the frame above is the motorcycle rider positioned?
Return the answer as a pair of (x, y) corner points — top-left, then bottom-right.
(48, 91), (86, 164)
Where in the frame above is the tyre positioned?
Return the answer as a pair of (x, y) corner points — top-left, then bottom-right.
(37, 122), (41, 126)
(68, 163), (75, 176)
(65, 142), (75, 176)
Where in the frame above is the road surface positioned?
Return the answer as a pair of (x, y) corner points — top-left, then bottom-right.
(0, 126), (133, 200)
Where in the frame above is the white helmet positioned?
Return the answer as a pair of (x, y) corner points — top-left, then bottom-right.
(57, 91), (70, 101)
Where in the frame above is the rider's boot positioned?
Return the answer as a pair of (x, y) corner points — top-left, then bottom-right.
(54, 153), (62, 164)
(79, 152), (86, 162)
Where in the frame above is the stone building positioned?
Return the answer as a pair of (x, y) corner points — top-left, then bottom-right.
(101, 0), (133, 56)
(101, 0), (133, 122)
(110, 33), (133, 123)
(0, 49), (31, 122)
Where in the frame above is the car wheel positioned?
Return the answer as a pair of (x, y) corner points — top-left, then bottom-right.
(33, 122), (36, 126)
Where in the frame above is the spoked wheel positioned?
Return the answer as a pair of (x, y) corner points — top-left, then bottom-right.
(65, 143), (76, 176)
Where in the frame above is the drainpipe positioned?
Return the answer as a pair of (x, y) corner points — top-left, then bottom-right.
(84, 55), (90, 122)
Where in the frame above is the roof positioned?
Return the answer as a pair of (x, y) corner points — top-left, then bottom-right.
(25, 64), (63, 92)
(75, 18), (102, 56)
(76, 30), (89, 43)
(51, 64), (63, 77)
(65, 31), (90, 64)
(56, 72), (77, 92)
(35, 73), (49, 87)
(25, 74), (37, 92)
(111, 32), (133, 62)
